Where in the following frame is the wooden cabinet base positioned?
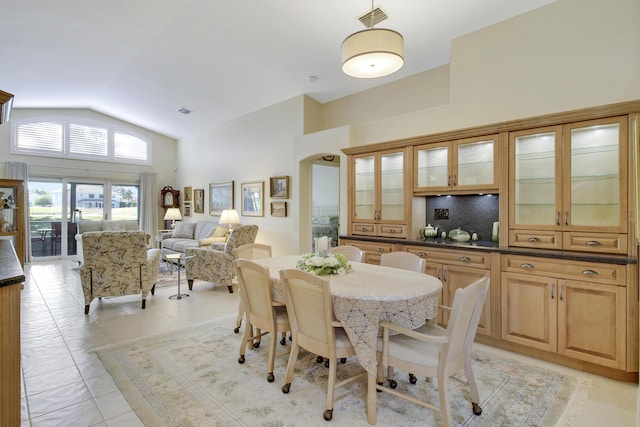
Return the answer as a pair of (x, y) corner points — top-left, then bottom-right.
(0, 282), (21, 426)
(476, 335), (639, 382)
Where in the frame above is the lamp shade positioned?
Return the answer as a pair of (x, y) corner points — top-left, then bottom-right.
(163, 207), (182, 221)
(219, 209), (240, 226)
(341, 28), (404, 78)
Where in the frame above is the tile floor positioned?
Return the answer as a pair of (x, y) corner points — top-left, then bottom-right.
(19, 259), (639, 426)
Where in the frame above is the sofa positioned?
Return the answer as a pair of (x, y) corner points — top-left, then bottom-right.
(160, 220), (228, 258)
(75, 219), (144, 264)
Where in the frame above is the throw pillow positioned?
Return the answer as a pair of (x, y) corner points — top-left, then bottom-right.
(172, 222), (196, 239)
(210, 225), (228, 238)
(103, 220), (126, 231)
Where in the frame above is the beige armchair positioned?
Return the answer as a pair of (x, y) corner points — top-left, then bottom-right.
(79, 231), (161, 314)
(185, 225), (258, 292)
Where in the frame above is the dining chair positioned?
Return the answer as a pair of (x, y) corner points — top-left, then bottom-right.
(376, 277), (490, 426)
(234, 259), (290, 383)
(232, 243), (273, 334)
(380, 251), (426, 273)
(279, 268), (366, 421)
(330, 245), (364, 263)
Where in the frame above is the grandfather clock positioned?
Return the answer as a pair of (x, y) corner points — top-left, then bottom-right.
(161, 186), (180, 229)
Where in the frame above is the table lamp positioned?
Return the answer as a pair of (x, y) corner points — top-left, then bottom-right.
(219, 209), (240, 233)
(164, 207), (182, 229)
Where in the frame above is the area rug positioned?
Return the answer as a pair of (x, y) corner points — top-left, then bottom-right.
(95, 317), (591, 427)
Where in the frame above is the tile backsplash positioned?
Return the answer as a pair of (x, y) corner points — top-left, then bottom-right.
(424, 194), (499, 241)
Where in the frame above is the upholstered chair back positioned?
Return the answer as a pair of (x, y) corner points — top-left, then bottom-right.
(223, 225), (258, 255)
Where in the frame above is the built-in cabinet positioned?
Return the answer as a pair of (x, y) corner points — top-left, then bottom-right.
(414, 134), (499, 194)
(350, 147), (411, 238)
(339, 238), (396, 265)
(508, 116), (628, 254)
(0, 179), (25, 267)
(501, 254), (627, 370)
(405, 246), (492, 336)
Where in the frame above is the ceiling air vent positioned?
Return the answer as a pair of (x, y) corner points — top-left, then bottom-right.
(357, 7), (388, 28)
(178, 107), (192, 115)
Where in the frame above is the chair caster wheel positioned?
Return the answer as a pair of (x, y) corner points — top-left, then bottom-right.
(324, 359), (329, 368)
(472, 402), (482, 416)
(234, 327), (240, 333)
(267, 372), (274, 382)
(323, 409), (333, 421)
(317, 356), (324, 363)
(409, 373), (417, 384)
(238, 355), (245, 364)
(253, 342), (260, 348)
(389, 379), (398, 389)
(340, 358), (346, 363)
(282, 383), (291, 394)
(280, 337), (286, 345)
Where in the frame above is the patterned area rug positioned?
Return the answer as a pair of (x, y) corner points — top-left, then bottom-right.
(95, 317), (591, 427)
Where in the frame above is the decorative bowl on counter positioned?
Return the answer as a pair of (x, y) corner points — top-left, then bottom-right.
(448, 227), (471, 242)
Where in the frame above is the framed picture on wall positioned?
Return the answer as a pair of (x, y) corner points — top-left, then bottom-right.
(193, 189), (205, 213)
(183, 202), (192, 217)
(241, 181), (264, 217)
(209, 181), (234, 215)
(270, 176), (289, 199)
(270, 201), (287, 217)
(183, 186), (192, 202)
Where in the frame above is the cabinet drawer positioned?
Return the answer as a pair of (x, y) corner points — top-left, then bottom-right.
(408, 247), (490, 269)
(563, 232), (628, 255)
(502, 254), (626, 286)
(340, 239), (395, 265)
(378, 224), (407, 239)
(509, 230), (562, 250)
(351, 223), (376, 236)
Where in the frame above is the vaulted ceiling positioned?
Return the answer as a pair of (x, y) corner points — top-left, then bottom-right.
(2, 1), (555, 139)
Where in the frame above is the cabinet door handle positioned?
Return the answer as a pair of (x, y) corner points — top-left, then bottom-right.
(448, 175), (451, 186)
(550, 283), (555, 300)
(360, 227), (368, 232)
(556, 212), (560, 226)
(453, 174), (457, 186)
(387, 229), (395, 233)
(436, 267), (442, 280)
(559, 284), (564, 301)
(459, 256), (471, 262)
(376, 247), (385, 252)
(443, 269), (447, 282)
(581, 269), (599, 276)
(417, 251), (427, 257)
(585, 240), (602, 246)
(527, 237), (541, 242)
(520, 263), (535, 269)
(565, 211), (569, 226)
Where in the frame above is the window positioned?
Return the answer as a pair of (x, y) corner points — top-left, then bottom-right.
(11, 117), (151, 164)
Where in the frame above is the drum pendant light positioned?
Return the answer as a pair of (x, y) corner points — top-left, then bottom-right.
(341, 2), (404, 78)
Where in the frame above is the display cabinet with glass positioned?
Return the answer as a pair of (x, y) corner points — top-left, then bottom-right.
(0, 179), (25, 266)
(508, 116), (628, 254)
(414, 134), (499, 194)
(349, 147), (410, 238)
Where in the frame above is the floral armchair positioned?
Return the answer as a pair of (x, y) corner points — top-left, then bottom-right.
(185, 225), (258, 293)
(79, 231), (161, 314)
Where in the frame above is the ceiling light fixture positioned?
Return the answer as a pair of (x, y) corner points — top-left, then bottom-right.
(341, 2), (404, 79)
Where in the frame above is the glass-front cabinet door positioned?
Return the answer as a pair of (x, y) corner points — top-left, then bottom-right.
(353, 154), (376, 222)
(414, 135), (498, 193)
(379, 150), (405, 222)
(509, 126), (563, 229)
(563, 117), (627, 232)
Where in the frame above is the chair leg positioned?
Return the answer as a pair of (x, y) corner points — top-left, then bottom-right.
(142, 299), (146, 309)
(188, 279), (194, 290)
(267, 330), (277, 382)
(84, 304), (90, 314)
(438, 371), (452, 427)
(227, 285), (234, 293)
(234, 299), (244, 333)
(465, 358), (482, 415)
(238, 321), (253, 364)
(282, 342), (300, 394)
(150, 284), (156, 295)
(324, 358), (336, 421)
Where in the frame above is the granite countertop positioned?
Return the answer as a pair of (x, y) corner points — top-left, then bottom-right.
(340, 235), (638, 265)
(0, 240), (25, 287)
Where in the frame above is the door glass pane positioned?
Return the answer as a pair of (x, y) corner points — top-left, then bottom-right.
(457, 140), (494, 186)
(70, 182), (105, 222)
(570, 123), (620, 226)
(111, 184), (140, 221)
(354, 156), (375, 221)
(416, 146), (448, 187)
(28, 180), (63, 258)
(380, 152), (404, 221)
(514, 132), (557, 225)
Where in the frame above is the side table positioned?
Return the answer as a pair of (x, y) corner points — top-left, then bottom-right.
(165, 253), (193, 300)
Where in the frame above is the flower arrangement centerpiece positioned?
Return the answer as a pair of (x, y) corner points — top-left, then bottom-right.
(296, 252), (353, 276)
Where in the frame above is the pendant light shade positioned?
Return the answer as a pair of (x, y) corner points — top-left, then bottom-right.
(341, 28), (404, 78)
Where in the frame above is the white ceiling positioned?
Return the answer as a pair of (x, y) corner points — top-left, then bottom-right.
(1, 1), (555, 140)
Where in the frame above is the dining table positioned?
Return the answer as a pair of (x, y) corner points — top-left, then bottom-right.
(251, 255), (443, 424)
